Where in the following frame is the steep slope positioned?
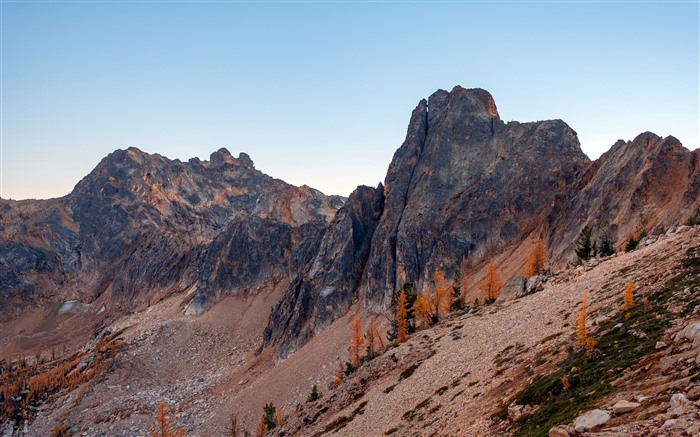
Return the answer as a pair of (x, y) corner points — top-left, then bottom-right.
(0, 147), (343, 350)
(266, 86), (700, 360)
(273, 226), (700, 437)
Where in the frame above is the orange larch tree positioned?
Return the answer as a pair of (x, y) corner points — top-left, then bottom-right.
(394, 289), (409, 344)
(150, 402), (185, 437)
(433, 269), (450, 319)
(623, 282), (634, 319)
(480, 260), (504, 302)
(349, 317), (364, 368)
(525, 239), (547, 278)
(575, 293), (597, 354)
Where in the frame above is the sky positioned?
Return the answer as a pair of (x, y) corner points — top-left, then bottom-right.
(1, 1), (698, 200)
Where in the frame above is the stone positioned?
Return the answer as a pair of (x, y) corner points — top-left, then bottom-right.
(687, 386), (700, 401)
(674, 321), (700, 343)
(612, 400), (640, 414)
(524, 275), (546, 296)
(573, 409), (611, 432)
(666, 226), (677, 235)
(669, 393), (692, 415)
(496, 275), (526, 303)
(678, 225), (691, 233)
(594, 315), (611, 326)
(548, 425), (571, 437)
(656, 341), (668, 349)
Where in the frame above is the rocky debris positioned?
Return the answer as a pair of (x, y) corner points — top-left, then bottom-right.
(496, 275), (526, 303)
(612, 399), (640, 414)
(655, 341), (668, 349)
(573, 409), (611, 432)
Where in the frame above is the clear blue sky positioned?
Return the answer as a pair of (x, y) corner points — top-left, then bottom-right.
(2, 1), (698, 200)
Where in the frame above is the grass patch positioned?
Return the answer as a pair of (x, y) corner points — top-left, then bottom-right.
(399, 363), (421, 381)
(322, 401), (367, 433)
(435, 385), (449, 396)
(511, 245), (700, 437)
(383, 384), (396, 394)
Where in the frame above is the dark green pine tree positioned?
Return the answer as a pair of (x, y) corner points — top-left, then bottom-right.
(450, 269), (465, 311)
(263, 403), (277, 430)
(575, 226), (593, 262)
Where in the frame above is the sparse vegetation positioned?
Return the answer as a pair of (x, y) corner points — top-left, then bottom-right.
(510, 244), (700, 437)
(0, 332), (125, 427)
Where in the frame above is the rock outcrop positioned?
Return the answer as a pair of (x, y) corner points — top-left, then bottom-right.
(263, 185), (385, 359)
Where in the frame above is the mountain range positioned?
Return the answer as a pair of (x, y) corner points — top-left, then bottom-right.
(1, 86), (699, 436)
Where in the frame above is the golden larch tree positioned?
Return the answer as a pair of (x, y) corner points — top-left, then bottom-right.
(525, 239), (547, 278)
(394, 289), (409, 344)
(275, 409), (284, 427)
(255, 414), (267, 437)
(332, 363), (344, 385)
(433, 269), (451, 319)
(414, 289), (433, 328)
(349, 317), (364, 368)
(150, 402), (185, 437)
(623, 282), (634, 319)
(480, 260), (504, 301)
(575, 293), (597, 354)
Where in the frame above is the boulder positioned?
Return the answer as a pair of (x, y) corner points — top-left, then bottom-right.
(687, 386), (700, 401)
(612, 400), (640, 414)
(594, 315), (611, 326)
(524, 275), (546, 296)
(669, 393), (692, 415)
(548, 425), (571, 437)
(573, 409), (611, 432)
(674, 321), (700, 343)
(496, 275), (526, 303)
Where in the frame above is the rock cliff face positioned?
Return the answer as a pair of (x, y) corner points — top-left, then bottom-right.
(263, 185), (385, 357)
(264, 86), (700, 360)
(0, 148), (343, 319)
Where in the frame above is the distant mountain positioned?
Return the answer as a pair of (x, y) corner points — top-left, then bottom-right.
(263, 86), (700, 360)
(0, 148), (344, 319)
